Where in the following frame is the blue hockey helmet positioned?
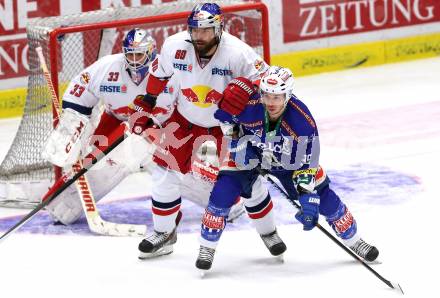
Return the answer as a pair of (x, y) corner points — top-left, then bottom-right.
(122, 28), (157, 83)
(187, 3), (224, 40)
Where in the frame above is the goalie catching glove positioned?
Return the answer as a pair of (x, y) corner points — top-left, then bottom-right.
(42, 108), (91, 167)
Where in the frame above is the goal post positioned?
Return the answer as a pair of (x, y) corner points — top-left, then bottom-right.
(0, 0), (270, 208)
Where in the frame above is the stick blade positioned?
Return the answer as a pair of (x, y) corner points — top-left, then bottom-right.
(390, 282), (404, 295)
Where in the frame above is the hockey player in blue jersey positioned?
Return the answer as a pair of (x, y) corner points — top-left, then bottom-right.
(195, 66), (379, 271)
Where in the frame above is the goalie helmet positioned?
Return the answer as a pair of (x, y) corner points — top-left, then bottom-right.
(122, 28), (157, 83)
(259, 66), (295, 104)
(187, 3), (224, 40)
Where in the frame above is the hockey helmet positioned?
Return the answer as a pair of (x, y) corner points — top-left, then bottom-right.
(122, 28), (157, 82)
(260, 66), (295, 104)
(187, 3), (224, 40)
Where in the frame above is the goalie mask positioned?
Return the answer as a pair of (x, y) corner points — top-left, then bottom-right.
(259, 66), (295, 106)
(123, 28), (157, 84)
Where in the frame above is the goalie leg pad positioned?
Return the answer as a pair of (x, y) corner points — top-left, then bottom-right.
(46, 151), (134, 225)
(180, 169), (214, 207)
(45, 183), (84, 225)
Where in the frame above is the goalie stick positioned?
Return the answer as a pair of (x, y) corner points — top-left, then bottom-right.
(36, 46), (146, 237)
(264, 173), (404, 294)
(71, 159), (146, 236)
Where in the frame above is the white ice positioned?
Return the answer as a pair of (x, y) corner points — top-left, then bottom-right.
(1, 57), (439, 298)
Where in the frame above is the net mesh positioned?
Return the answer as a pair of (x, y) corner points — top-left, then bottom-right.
(0, 0), (266, 207)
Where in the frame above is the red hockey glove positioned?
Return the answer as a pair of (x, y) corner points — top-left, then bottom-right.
(218, 77), (257, 116)
(129, 94), (154, 135)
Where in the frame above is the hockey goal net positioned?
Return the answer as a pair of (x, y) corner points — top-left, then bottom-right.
(0, 0), (269, 208)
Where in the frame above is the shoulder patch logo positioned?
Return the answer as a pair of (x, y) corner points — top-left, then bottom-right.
(80, 72), (91, 85)
(254, 59), (264, 70)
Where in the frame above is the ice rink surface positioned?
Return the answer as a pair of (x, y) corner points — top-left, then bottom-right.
(1, 57), (439, 298)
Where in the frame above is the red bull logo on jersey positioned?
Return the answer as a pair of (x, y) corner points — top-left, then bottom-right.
(181, 85), (222, 108)
(112, 106), (132, 118)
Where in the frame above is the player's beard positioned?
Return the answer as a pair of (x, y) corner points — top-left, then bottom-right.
(192, 38), (218, 57)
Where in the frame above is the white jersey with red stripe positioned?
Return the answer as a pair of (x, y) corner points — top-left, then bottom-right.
(62, 53), (175, 124)
(149, 31), (268, 128)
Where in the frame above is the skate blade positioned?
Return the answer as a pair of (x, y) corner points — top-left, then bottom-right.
(365, 259), (382, 265)
(198, 269), (210, 278)
(138, 245), (173, 260)
(276, 254), (285, 263)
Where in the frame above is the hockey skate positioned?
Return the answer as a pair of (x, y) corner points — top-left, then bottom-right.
(349, 238), (379, 262)
(195, 245), (216, 276)
(260, 229), (287, 261)
(138, 229), (177, 259)
(138, 211), (182, 259)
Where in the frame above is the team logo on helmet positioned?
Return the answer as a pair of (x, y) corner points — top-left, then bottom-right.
(280, 72), (291, 82)
(260, 66), (295, 104)
(187, 3), (223, 40)
(122, 28), (157, 74)
(267, 78), (278, 85)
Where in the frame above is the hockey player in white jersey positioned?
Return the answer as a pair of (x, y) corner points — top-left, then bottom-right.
(42, 28), (241, 227)
(130, 3), (286, 259)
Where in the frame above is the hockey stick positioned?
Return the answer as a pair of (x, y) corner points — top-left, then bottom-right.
(35, 46), (146, 237)
(72, 157), (146, 237)
(264, 174), (404, 294)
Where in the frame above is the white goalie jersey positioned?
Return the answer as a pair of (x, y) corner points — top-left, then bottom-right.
(43, 53), (176, 168)
(62, 52), (175, 123)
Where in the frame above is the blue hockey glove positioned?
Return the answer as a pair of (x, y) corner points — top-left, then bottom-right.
(295, 193), (320, 231)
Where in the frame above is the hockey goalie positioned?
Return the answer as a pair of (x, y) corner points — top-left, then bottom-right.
(41, 28), (244, 229)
